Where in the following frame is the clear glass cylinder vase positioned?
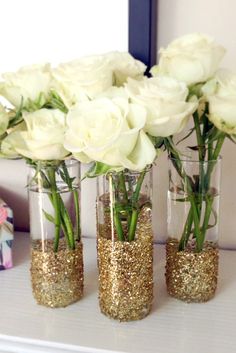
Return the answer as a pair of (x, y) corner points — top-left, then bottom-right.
(166, 155), (221, 302)
(96, 168), (153, 321)
(28, 159), (83, 308)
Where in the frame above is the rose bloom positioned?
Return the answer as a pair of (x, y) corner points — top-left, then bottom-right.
(125, 76), (197, 137)
(2, 108), (68, 160)
(203, 70), (236, 135)
(104, 51), (146, 86)
(52, 55), (113, 108)
(0, 64), (52, 108)
(64, 97), (156, 171)
(152, 33), (225, 86)
(0, 104), (9, 136)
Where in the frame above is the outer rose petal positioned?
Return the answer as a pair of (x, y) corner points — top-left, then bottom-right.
(208, 96), (236, 134)
(119, 131), (157, 171)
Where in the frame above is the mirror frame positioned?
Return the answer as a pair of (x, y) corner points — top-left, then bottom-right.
(129, 0), (157, 69)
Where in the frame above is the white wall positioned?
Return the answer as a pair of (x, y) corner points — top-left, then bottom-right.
(0, 0), (128, 70)
(156, 0), (236, 249)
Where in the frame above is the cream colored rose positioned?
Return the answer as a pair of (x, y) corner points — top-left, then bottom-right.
(153, 33), (225, 86)
(64, 97), (156, 171)
(52, 55), (113, 108)
(205, 70), (236, 134)
(2, 108), (68, 160)
(0, 64), (52, 108)
(105, 51), (146, 86)
(0, 104), (9, 136)
(125, 76), (197, 137)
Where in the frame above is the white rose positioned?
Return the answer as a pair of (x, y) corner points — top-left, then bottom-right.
(0, 104), (9, 136)
(125, 76), (197, 137)
(205, 70), (236, 134)
(97, 86), (129, 99)
(105, 51), (146, 86)
(2, 108), (68, 160)
(0, 64), (52, 108)
(64, 97), (156, 171)
(52, 55), (113, 108)
(153, 33), (225, 86)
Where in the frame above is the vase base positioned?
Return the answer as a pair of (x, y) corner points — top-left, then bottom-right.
(100, 302), (152, 322)
(31, 239), (84, 308)
(97, 235), (153, 322)
(165, 238), (219, 303)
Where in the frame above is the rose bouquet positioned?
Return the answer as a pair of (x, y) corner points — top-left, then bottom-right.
(62, 60), (196, 320)
(152, 33), (236, 302)
(0, 52), (146, 250)
(0, 64), (81, 251)
(152, 33), (236, 252)
(63, 76), (196, 243)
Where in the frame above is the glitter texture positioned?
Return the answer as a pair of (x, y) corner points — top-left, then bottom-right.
(165, 238), (219, 303)
(31, 239), (84, 308)
(97, 206), (153, 321)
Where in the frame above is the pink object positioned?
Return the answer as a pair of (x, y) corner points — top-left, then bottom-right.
(0, 199), (14, 270)
(0, 207), (8, 225)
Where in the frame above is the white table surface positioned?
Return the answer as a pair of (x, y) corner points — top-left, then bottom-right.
(0, 233), (236, 353)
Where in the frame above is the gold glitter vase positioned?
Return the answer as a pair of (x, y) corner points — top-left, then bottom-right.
(96, 169), (153, 321)
(166, 155), (222, 302)
(28, 160), (83, 308)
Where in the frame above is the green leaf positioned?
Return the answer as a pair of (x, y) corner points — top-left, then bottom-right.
(227, 134), (236, 145)
(176, 127), (195, 145)
(8, 97), (24, 128)
(187, 145), (199, 151)
(205, 126), (223, 144)
(45, 90), (68, 113)
(147, 134), (165, 149)
(83, 162), (119, 179)
(43, 210), (55, 224)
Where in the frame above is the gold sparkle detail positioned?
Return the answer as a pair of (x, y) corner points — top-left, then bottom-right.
(165, 238), (219, 303)
(97, 230), (153, 321)
(30, 239), (84, 308)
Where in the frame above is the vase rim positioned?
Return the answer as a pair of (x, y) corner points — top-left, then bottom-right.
(27, 158), (80, 169)
(107, 165), (153, 175)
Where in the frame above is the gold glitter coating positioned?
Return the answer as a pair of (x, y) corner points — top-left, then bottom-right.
(97, 207), (153, 322)
(31, 239), (84, 308)
(165, 238), (219, 303)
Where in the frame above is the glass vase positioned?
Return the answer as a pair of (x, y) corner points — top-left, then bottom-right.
(28, 159), (83, 308)
(166, 155), (221, 302)
(96, 168), (153, 321)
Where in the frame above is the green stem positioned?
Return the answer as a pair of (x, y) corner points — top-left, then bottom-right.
(59, 198), (75, 249)
(199, 134), (225, 249)
(178, 208), (193, 251)
(167, 143), (202, 251)
(188, 194), (202, 252)
(128, 209), (139, 242)
(119, 172), (131, 229)
(199, 196), (214, 248)
(47, 168), (61, 252)
(132, 171), (146, 204)
(114, 207), (125, 241)
(73, 190), (80, 241)
(119, 172), (128, 202)
(204, 134), (225, 190)
(110, 175), (124, 241)
(62, 162), (81, 241)
(193, 111), (204, 161)
(128, 170), (146, 242)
